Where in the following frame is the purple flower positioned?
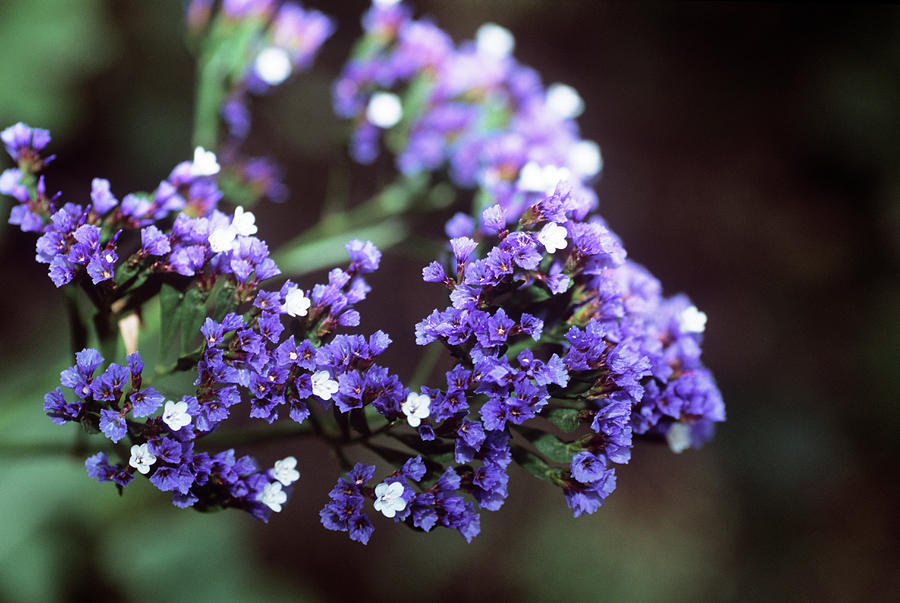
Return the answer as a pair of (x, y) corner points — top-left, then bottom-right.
(519, 313), (543, 340)
(1, 122), (50, 161)
(130, 387), (164, 418)
(449, 236), (478, 265)
(481, 204), (506, 233)
(86, 252), (116, 284)
(345, 239), (381, 273)
(99, 409), (127, 443)
(48, 257), (75, 287)
(43, 388), (81, 425)
(422, 261), (447, 283)
(563, 470), (617, 518)
(475, 308), (515, 348)
(402, 456), (427, 482)
(445, 212), (474, 238)
(90, 178), (118, 214)
(570, 451), (606, 484)
(141, 225), (171, 255)
(85, 452), (133, 487)
(149, 463), (195, 494)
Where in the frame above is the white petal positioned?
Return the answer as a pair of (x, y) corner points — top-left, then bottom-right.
(366, 92), (403, 128)
(546, 83), (584, 119)
(208, 228), (236, 253)
(476, 23), (514, 59)
(191, 147), (220, 177)
(678, 305), (707, 334)
(568, 140), (602, 178)
(666, 423), (692, 454)
(254, 46), (293, 86)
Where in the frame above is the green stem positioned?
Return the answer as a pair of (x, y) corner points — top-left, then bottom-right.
(193, 52), (226, 150)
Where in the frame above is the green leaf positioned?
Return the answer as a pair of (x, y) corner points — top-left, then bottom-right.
(209, 279), (238, 321)
(274, 217), (411, 276)
(159, 283), (181, 355)
(510, 444), (555, 483)
(179, 287), (208, 355)
(531, 432), (575, 464)
(546, 408), (582, 433)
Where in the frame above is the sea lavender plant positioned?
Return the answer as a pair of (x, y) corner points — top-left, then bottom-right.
(1, 0), (724, 543)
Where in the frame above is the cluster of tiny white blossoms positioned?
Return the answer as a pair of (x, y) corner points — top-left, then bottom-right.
(272, 456), (301, 486)
(208, 206), (258, 253)
(258, 456), (302, 513)
(401, 391), (430, 428)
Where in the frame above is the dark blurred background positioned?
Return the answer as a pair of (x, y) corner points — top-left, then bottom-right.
(1, 1), (898, 601)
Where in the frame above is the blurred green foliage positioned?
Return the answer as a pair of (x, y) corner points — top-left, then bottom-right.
(0, 0), (117, 136)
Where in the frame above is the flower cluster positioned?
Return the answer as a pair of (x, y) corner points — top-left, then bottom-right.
(0, 124), (257, 289)
(45, 347), (300, 519)
(334, 1), (602, 225)
(39, 225), (403, 520)
(2, 0), (725, 545)
(320, 458), (479, 545)
(405, 185), (723, 519)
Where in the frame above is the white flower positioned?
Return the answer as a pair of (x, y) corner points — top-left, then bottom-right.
(231, 206), (258, 237)
(373, 481), (406, 518)
(546, 83), (584, 119)
(208, 226), (236, 253)
(281, 287), (311, 317)
(678, 305), (707, 334)
(538, 222), (568, 254)
(258, 481), (287, 512)
(311, 370), (339, 401)
(162, 400), (192, 431)
(254, 46), (293, 86)
(366, 92), (403, 129)
(128, 443), (157, 475)
(666, 423), (692, 454)
(190, 146), (220, 177)
(373, 0), (401, 7)
(476, 23), (514, 60)
(208, 207), (257, 253)
(517, 161), (571, 195)
(272, 456), (300, 487)
(401, 391), (431, 428)
(568, 140), (602, 179)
